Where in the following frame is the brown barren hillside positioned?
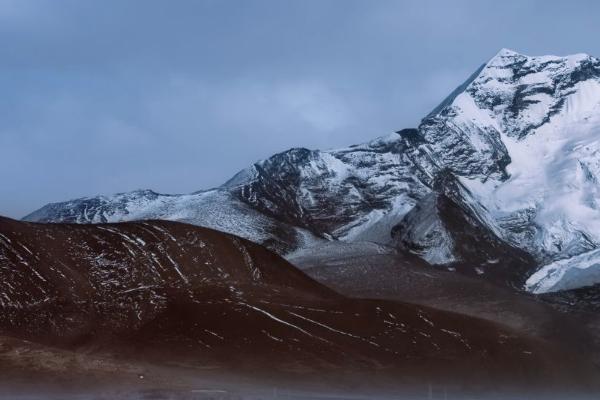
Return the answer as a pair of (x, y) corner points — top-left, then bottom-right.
(0, 216), (597, 396)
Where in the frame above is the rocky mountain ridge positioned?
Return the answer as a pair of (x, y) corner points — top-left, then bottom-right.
(24, 49), (600, 292)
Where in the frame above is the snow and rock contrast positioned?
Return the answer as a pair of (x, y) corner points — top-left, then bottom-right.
(22, 188), (324, 255)
(419, 49), (600, 289)
(25, 133), (430, 255)
(23, 49), (600, 292)
(527, 248), (600, 293)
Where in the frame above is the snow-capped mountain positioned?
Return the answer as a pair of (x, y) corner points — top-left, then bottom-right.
(416, 49), (600, 291)
(24, 49), (600, 292)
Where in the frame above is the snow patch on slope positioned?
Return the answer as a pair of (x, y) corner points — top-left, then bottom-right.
(527, 248), (600, 293)
(460, 79), (600, 260)
(25, 189), (320, 251)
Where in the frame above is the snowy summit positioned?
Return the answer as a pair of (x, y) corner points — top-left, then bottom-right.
(24, 49), (600, 294)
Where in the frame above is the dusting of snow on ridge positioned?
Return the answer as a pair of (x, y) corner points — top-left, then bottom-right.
(24, 189), (324, 254)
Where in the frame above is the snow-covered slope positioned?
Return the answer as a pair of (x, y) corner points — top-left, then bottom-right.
(527, 248), (600, 293)
(413, 49), (600, 289)
(25, 133), (431, 255)
(227, 133), (430, 243)
(438, 49), (600, 260)
(24, 189), (324, 254)
(23, 49), (600, 292)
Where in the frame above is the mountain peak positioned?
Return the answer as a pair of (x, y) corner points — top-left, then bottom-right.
(485, 48), (595, 70)
(494, 48), (522, 58)
(484, 48), (526, 67)
(424, 48), (600, 134)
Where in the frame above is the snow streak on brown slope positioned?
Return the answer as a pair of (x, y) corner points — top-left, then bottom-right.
(0, 216), (593, 389)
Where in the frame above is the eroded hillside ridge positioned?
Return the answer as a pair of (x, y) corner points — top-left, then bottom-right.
(3, 216), (589, 389)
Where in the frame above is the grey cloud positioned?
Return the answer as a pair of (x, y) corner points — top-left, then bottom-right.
(2, 0), (600, 217)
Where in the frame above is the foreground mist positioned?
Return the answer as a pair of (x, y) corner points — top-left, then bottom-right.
(2, 387), (599, 400)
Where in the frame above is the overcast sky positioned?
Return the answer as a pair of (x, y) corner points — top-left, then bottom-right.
(2, 0), (600, 218)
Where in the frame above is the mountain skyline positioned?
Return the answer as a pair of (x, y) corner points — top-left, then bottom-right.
(3, 0), (600, 218)
(12, 46), (600, 218)
(25, 48), (600, 296)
